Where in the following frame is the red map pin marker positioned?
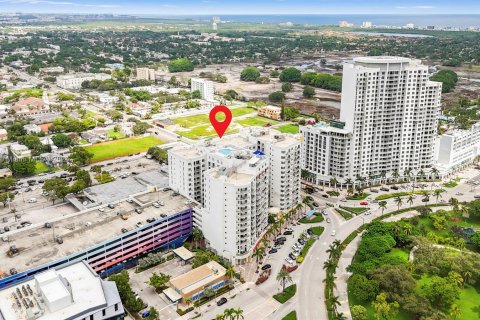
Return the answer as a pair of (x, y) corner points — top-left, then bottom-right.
(209, 105), (232, 138)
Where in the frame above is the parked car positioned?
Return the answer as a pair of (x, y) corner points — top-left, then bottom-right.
(370, 189), (379, 193)
(306, 196), (314, 201)
(216, 297), (228, 306)
(268, 248), (278, 254)
(289, 253), (296, 260)
(146, 218), (156, 223)
(285, 257), (294, 265)
(261, 264), (272, 271)
(283, 230), (293, 235)
(312, 202), (319, 207)
(326, 218), (331, 223)
(380, 187), (389, 191)
(152, 202), (160, 208)
(108, 204), (115, 209)
(98, 208), (105, 212)
(474, 195), (480, 199)
(135, 208), (143, 214)
(322, 194), (329, 198)
(126, 199), (134, 203)
(331, 230), (336, 236)
(360, 201), (368, 205)
(298, 239), (305, 245)
(391, 186), (399, 190)
(136, 222), (143, 228)
(121, 228), (129, 233)
(277, 236), (287, 241)
(27, 198), (37, 203)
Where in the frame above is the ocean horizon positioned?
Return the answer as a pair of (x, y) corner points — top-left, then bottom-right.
(139, 14), (480, 28)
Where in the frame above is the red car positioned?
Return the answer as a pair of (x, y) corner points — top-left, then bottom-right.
(360, 201), (368, 206)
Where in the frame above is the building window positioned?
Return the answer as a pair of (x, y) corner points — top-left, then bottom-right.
(114, 303), (119, 312)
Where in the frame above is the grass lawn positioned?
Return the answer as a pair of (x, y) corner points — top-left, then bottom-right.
(275, 124), (299, 134)
(375, 190), (424, 200)
(309, 226), (325, 236)
(347, 193), (370, 200)
(273, 284), (297, 304)
(86, 110), (98, 116)
(340, 206), (369, 214)
(384, 248), (409, 262)
(336, 208), (353, 220)
(237, 116), (279, 127)
(299, 213), (324, 224)
(327, 190), (340, 196)
(107, 129), (125, 139)
(281, 311), (297, 320)
(34, 161), (50, 174)
(172, 107), (255, 128)
(443, 181), (458, 188)
(457, 284), (480, 320)
(297, 238), (315, 263)
(176, 125), (237, 140)
(84, 136), (163, 162)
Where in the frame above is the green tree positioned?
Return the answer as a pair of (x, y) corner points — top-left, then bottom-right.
(0, 177), (16, 191)
(240, 66), (261, 81)
(348, 274), (379, 303)
(145, 307), (159, 320)
(68, 147), (93, 166)
(282, 106), (300, 120)
(351, 305), (368, 320)
(75, 169), (92, 187)
(168, 58), (194, 72)
(132, 121), (152, 135)
(276, 268), (292, 292)
(149, 272), (171, 291)
(268, 91), (285, 103)
(281, 82), (293, 92)
(303, 86), (315, 98)
(279, 67), (301, 82)
(372, 292), (399, 320)
(0, 192), (15, 207)
(421, 275), (461, 309)
(10, 158), (36, 176)
(43, 177), (69, 203)
(51, 133), (72, 148)
(191, 89), (201, 99)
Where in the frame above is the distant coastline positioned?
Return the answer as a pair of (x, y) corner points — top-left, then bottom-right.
(138, 14), (480, 28)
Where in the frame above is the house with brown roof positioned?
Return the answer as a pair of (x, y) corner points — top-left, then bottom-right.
(12, 97), (49, 115)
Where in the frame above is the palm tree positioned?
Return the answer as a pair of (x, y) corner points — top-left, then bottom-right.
(252, 246), (265, 264)
(327, 295), (341, 314)
(192, 227), (204, 249)
(323, 259), (336, 273)
(326, 243), (341, 260)
(430, 167), (439, 180)
(335, 313), (347, 320)
(379, 201), (387, 215)
(225, 265), (236, 286)
(462, 270), (472, 285)
(403, 168), (411, 182)
(232, 308), (244, 320)
(421, 190), (430, 203)
(433, 188), (445, 203)
(380, 170), (387, 184)
(276, 268), (292, 292)
(330, 177), (338, 190)
(302, 196), (310, 213)
(449, 304), (461, 320)
(417, 169), (425, 181)
(407, 195), (414, 207)
(449, 197), (459, 212)
(392, 169), (399, 182)
(394, 196), (403, 211)
(261, 237), (269, 249)
(223, 308), (235, 320)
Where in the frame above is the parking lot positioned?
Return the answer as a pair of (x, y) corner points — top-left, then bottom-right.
(128, 259), (193, 320)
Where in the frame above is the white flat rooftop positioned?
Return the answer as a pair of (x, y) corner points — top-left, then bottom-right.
(0, 262), (107, 320)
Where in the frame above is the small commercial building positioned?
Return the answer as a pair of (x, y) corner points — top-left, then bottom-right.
(258, 105), (282, 121)
(165, 261), (227, 303)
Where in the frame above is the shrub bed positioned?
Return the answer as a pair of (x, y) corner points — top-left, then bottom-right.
(335, 208), (353, 220)
(340, 206), (369, 214)
(273, 284), (297, 303)
(346, 193), (369, 200)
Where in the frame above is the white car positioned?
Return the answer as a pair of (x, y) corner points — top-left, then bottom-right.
(27, 198), (37, 203)
(159, 201), (165, 206)
(285, 257), (294, 265)
(152, 202), (160, 208)
(98, 208), (105, 212)
(331, 230), (336, 236)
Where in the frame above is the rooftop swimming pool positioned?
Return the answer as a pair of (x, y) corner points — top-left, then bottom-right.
(218, 148), (233, 156)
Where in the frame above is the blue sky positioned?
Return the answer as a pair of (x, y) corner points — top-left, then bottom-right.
(0, 0), (479, 15)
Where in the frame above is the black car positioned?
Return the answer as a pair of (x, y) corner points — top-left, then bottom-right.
(108, 204), (115, 209)
(261, 264), (271, 271)
(216, 297), (227, 306)
(380, 187), (389, 191)
(322, 194), (329, 198)
(422, 198), (430, 202)
(289, 253), (296, 260)
(277, 236), (287, 241)
(298, 239), (306, 245)
(391, 186), (399, 190)
(274, 240), (284, 246)
(283, 230), (293, 235)
(307, 229), (313, 235)
(370, 189), (379, 193)
(306, 196), (314, 201)
(268, 248), (278, 254)
(146, 218), (156, 223)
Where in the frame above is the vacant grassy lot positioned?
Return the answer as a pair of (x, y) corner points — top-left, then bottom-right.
(275, 124), (299, 134)
(176, 125), (238, 140)
(107, 129), (125, 139)
(172, 107), (256, 128)
(84, 136), (163, 162)
(34, 161), (50, 174)
(237, 116), (278, 127)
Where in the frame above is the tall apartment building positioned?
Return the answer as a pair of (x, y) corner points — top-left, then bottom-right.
(301, 121), (352, 183)
(191, 78), (214, 101)
(168, 128), (301, 263)
(242, 128), (301, 210)
(136, 67), (156, 81)
(436, 122), (480, 173)
(201, 148), (269, 264)
(56, 73), (111, 89)
(301, 56), (442, 183)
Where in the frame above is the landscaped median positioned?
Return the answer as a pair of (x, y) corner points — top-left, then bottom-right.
(346, 192), (370, 200)
(299, 212), (324, 224)
(281, 310), (297, 320)
(335, 208), (353, 220)
(375, 190), (424, 200)
(273, 284), (297, 303)
(339, 206), (369, 215)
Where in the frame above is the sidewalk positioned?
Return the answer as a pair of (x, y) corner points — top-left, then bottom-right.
(334, 232), (363, 320)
